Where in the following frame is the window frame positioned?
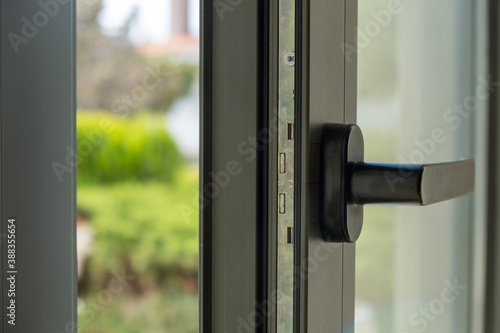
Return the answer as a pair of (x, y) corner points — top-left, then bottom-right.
(0, 0), (77, 332)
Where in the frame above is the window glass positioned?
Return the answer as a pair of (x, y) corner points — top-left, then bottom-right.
(355, 1), (484, 332)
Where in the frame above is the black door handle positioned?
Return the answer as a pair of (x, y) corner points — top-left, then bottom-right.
(319, 123), (475, 243)
(350, 160), (474, 205)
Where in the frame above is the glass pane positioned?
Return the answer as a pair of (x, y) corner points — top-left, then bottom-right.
(356, 0), (485, 332)
(76, 1), (199, 332)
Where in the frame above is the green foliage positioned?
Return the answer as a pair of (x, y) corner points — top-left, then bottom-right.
(77, 112), (183, 184)
(78, 290), (198, 333)
(78, 172), (199, 287)
(77, 113), (197, 332)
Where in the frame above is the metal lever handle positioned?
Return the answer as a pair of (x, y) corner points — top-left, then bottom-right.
(350, 160), (475, 206)
(319, 124), (476, 243)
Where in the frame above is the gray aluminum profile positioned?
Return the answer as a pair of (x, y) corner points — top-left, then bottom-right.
(200, 0), (268, 332)
(276, 0), (296, 331)
(299, 0), (357, 331)
(201, 0), (358, 332)
(486, 0), (500, 331)
(1, 0), (77, 332)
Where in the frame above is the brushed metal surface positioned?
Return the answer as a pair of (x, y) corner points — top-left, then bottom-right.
(277, 0), (295, 331)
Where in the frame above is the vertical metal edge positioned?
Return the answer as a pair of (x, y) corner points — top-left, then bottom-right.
(453, 1), (481, 331)
(267, 0), (279, 331)
(294, 0), (308, 331)
(277, 0), (296, 331)
(206, 2), (263, 330)
(1, 1), (76, 329)
(307, 0), (347, 330)
(200, 0), (213, 331)
(342, 0), (357, 331)
(257, 0), (270, 332)
(470, 1), (488, 332)
(343, 0), (357, 125)
(71, 0), (78, 328)
(0, 0), (3, 330)
(485, 0), (500, 331)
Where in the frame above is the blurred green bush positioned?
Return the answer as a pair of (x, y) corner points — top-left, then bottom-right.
(78, 169), (199, 290)
(77, 112), (183, 184)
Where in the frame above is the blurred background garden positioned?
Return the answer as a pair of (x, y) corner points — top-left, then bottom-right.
(76, 1), (199, 332)
(75, 0), (400, 332)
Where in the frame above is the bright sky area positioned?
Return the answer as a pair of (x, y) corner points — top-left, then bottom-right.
(98, 0), (200, 44)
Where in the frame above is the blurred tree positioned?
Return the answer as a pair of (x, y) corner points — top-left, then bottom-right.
(76, 0), (195, 112)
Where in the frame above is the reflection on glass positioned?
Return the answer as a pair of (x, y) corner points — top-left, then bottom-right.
(76, 1), (199, 332)
(356, 1), (478, 332)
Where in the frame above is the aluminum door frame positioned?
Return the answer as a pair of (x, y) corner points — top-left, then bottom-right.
(298, 1), (357, 332)
(201, 0), (357, 332)
(486, 0), (500, 331)
(200, 0), (268, 332)
(0, 1), (77, 332)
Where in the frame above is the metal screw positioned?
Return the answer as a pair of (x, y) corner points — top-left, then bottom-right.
(285, 51), (295, 67)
